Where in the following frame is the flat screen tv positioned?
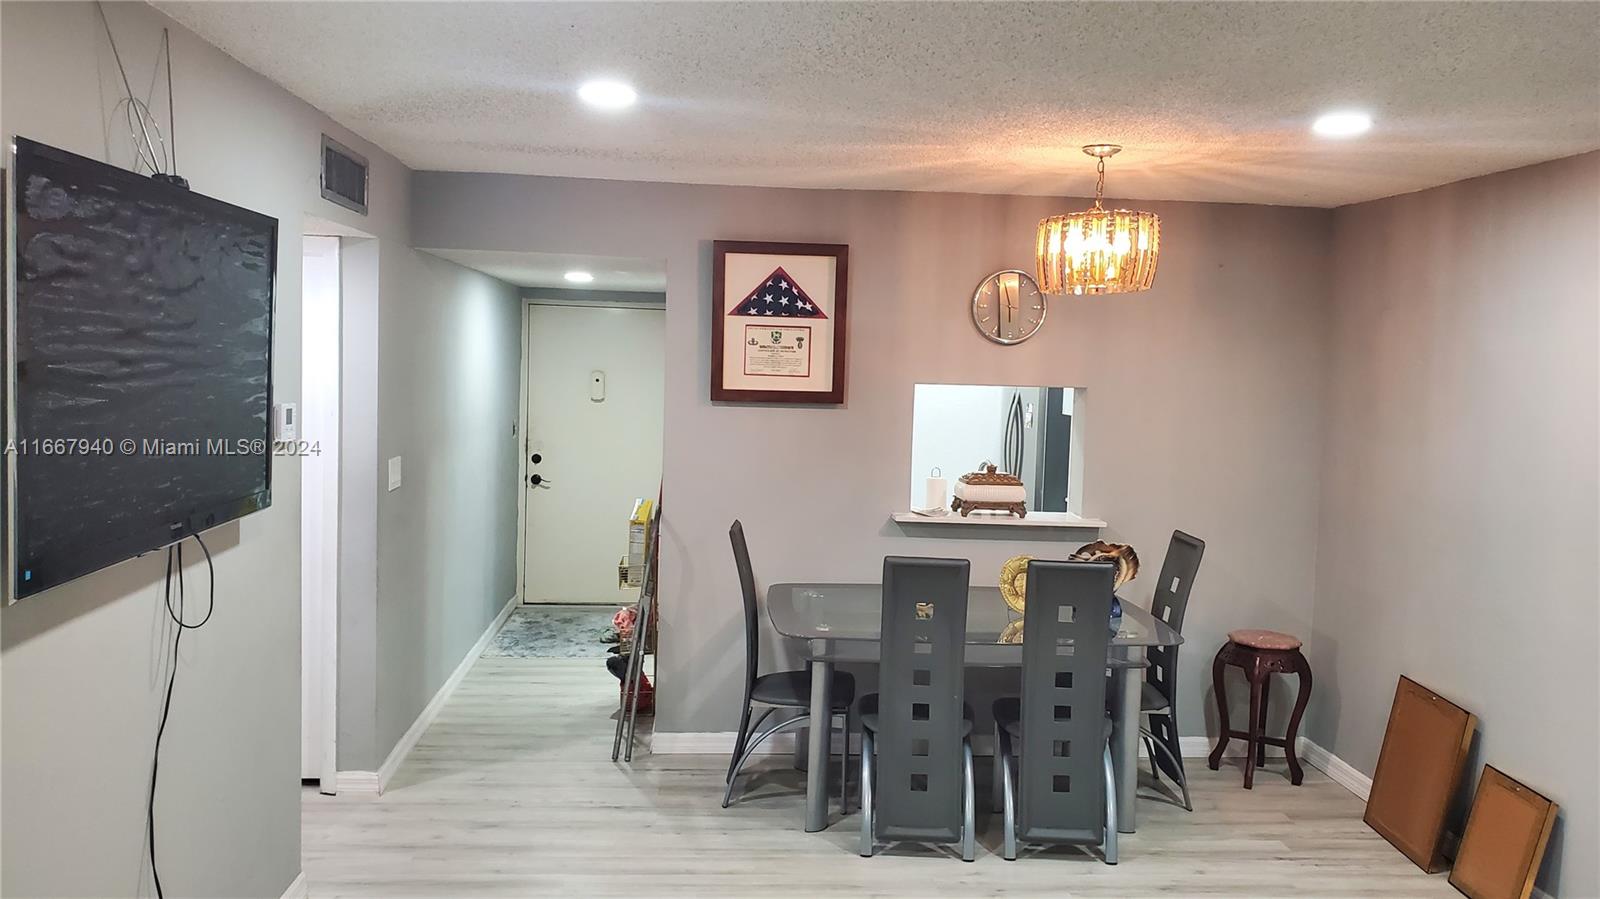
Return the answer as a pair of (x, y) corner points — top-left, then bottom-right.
(5, 137), (277, 600)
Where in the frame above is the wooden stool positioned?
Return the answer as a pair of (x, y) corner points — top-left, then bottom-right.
(1207, 629), (1313, 788)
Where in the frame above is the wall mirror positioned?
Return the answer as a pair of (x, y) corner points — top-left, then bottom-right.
(908, 384), (1084, 515)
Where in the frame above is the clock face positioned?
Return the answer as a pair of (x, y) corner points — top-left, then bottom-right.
(972, 270), (1046, 345)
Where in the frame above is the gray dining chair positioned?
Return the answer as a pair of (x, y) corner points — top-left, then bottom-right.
(992, 560), (1118, 863)
(857, 556), (976, 861)
(1138, 530), (1205, 811)
(723, 521), (857, 810)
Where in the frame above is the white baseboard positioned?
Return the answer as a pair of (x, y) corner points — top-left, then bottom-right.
(279, 870), (308, 899)
(336, 770), (380, 792)
(337, 593), (518, 794)
(1297, 737), (1372, 800)
(650, 732), (757, 755)
(1175, 734), (1302, 760)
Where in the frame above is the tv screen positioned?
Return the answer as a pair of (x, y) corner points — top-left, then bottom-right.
(7, 137), (277, 599)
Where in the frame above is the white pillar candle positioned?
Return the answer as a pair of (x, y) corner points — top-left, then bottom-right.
(924, 471), (948, 512)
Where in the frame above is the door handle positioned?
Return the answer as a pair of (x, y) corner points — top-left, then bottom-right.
(528, 473), (552, 488)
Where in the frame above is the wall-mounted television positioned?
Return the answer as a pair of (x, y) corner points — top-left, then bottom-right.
(5, 137), (278, 600)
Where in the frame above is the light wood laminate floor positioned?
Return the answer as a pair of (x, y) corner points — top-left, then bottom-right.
(303, 656), (1458, 897)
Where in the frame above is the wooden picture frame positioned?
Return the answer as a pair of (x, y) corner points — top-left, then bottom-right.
(1363, 676), (1478, 873)
(711, 240), (847, 404)
(1449, 766), (1558, 899)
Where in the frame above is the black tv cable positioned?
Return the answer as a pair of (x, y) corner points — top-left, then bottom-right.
(147, 533), (215, 899)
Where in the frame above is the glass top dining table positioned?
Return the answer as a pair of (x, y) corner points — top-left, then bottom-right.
(766, 583), (1181, 663)
(765, 582), (1182, 834)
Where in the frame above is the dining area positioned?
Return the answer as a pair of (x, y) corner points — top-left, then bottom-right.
(721, 520), (1225, 863)
(639, 362), (1543, 893)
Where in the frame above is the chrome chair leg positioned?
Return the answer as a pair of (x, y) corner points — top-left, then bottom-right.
(727, 707), (775, 783)
(1142, 726), (1193, 811)
(726, 703), (754, 782)
(838, 710), (851, 814)
(961, 741), (976, 863)
(859, 729), (875, 857)
(723, 713), (810, 808)
(844, 707), (857, 812)
(991, 723), (1004, 813)
(999, 728), (1018, 861)
(1102, 742), (1119, 865)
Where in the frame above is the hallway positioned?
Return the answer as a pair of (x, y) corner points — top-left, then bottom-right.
(302, 654), (1456, 898)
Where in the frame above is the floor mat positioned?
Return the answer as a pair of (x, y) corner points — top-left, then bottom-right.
(486, 604), (619, 658)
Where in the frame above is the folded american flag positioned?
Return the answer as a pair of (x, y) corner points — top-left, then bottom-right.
(732, 267), (827, 318)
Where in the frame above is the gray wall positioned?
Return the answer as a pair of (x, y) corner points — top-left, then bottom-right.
(0, 2), (522, 894)
(1309, 152), (1600, 898)
(413, 172), (1335, 740)
(0, 3), (380, 894)
(338, 238), (382, 768)
(373, 252), (522, 761)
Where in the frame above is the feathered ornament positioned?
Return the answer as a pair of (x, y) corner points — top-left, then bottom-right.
(1068, 541), (1141, 589)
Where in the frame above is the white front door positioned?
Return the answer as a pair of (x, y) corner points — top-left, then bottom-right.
(520, 303), (665, 604)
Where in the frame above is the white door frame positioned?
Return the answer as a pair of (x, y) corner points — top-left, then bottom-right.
(513, 300), (534, 605)
(301, 232), (342, 792)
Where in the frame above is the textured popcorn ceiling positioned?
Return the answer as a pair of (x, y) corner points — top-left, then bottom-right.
(161, 1), (1600, 207)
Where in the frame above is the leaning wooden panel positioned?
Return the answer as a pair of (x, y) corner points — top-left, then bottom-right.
(1363, 675), (1478, 872)
(1449, 766), (1558, 899)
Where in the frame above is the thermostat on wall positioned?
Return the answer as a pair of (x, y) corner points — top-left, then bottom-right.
(273, 403), (298, 441)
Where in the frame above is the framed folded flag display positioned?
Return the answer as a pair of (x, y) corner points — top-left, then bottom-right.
(711, 241), (848, 404)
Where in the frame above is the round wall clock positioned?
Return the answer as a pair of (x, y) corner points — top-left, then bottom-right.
(971, 270), (1046, 345)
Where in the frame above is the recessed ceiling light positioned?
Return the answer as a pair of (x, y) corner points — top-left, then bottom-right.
(577, 79), (637, 111)
(1312, 110), (1373, 138)
(564, 270), (595, 284)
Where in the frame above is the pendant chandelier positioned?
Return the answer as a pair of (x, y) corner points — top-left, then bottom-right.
(1035, 145), (1161, 295)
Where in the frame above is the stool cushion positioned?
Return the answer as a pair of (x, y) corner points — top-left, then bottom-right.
(1228, 629), (1302, 651)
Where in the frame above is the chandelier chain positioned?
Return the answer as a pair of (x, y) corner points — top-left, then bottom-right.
(1094, 157), (1106, 210)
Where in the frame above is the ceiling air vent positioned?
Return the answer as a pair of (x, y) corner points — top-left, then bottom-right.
(321, 134), (368, 215)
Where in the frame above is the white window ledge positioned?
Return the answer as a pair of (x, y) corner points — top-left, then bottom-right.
(890, 510), (1107, 531)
